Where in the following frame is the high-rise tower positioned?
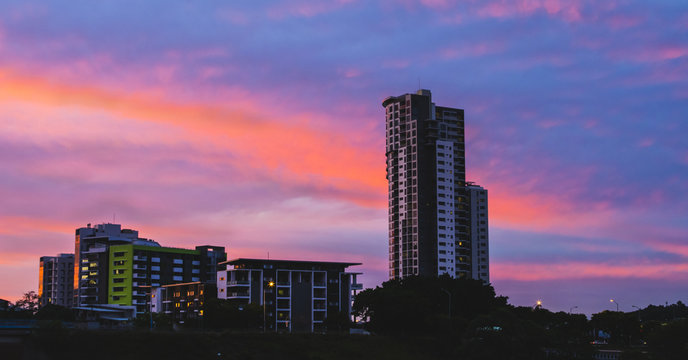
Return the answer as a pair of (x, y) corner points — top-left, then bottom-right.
(383, 89), (488, 281)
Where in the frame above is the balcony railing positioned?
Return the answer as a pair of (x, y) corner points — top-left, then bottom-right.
(228, 280), (250, 286)
(227, 292), (250, 298)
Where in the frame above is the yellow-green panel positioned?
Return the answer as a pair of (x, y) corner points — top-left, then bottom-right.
(108, 244), (133, 306)
(133, 245), (198, 255)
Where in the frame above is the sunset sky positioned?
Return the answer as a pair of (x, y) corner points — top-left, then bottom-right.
(1, 0), (687, 315)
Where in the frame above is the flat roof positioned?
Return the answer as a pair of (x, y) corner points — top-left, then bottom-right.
(219, 258), (361, 267)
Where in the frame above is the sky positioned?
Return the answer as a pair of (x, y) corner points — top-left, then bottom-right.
(0, 0), (687, 315)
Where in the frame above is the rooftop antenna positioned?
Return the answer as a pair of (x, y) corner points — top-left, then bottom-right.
(267, 251), (270, 260)
(113, 213), (116, 224)
(418, 77), (421, 91)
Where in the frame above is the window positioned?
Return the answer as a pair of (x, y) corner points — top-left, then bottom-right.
(113, 278), (125, 283)
(113, 287), (125, 292)
(173, 276), (183, 281)
(113, 269), (125, 275)
(114, 252), (126, 258)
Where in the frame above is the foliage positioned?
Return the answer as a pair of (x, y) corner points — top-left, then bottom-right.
(353, 275), (506, 335)
(133, 312), (173, 330)
(591, 310), (641, 346)
(35, 304), (75, 321)
(645, 318), (688, 360)
(13, 291), (40, 314)
(203, 298), (262, 330)
(323, 309), (352, 333)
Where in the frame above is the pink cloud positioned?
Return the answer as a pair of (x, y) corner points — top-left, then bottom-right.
(493, 261), (688, 281)
(475, 0), (585, 22)
(441, 42), (504, 60)
(267, 0), (357, 19)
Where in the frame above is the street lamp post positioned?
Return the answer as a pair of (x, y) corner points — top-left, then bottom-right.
(610, 299), (619, 312)
(263, 280), (275, 332)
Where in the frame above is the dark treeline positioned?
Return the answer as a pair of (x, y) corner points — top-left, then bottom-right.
(353, 275), (688, 360)
(4, 283), (688, 359)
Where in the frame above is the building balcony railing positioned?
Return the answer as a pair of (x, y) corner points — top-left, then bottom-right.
(228, 280), (250, 286)
(133, 256), (147, 261)
(351, 283), (363, 290)
(227, 293), (250, 299)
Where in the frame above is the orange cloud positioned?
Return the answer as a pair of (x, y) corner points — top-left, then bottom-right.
(0, 68), (386, 207)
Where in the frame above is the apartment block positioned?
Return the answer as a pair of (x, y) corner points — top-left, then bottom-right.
(108, 244), (225, 314)
(73, 223), (225, 314)
(38, 253), (74, 307)
(217, 259), (362, 332)
(383, 89), (489, 282)
(150, 282), (215, 325)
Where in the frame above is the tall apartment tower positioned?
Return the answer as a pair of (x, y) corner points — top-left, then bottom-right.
(383, 89), (488, 281)
(39, 253), (74, 307)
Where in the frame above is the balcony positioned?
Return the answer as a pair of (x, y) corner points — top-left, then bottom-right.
(227, 292), (250, 299)
(133, 255), (147, 261)
(228, 280), (250, 286)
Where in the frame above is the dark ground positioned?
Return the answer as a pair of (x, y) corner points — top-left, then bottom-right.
(2, 329), (459, 360)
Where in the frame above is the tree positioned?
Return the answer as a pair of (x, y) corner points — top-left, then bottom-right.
(203, 299), (262, 330)
(35, 304), (74, 321)
(353, 275), (506, 335)
(14, 291), (40, 314)
(323, 309), (351, 333)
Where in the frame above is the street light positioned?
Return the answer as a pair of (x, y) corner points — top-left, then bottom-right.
(610, 299), (619, 312)
(535, 300), (542, 309)
(263, 280), (275, 332)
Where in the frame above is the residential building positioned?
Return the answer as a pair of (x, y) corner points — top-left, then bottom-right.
(0, 298), (9, 311)
(74, 223), (158, 307)
(38, 253), (74, 307)
(150, 282), (215, 326)
(73, 223), (226, 314)
(383, 89), (489, 282)
(217, 258), (362, 332)
(467, 183), (489, 283)
(108, 243), (225, 314)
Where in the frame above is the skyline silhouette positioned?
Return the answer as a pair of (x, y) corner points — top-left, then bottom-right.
(1, 1), (687, 315)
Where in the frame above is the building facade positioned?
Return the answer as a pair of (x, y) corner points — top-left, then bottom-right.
(383, 89), (488, 282)
(467, 183), (489, 283)
(73, 223), (225, 314)
(39, 253), (75, 307)
(108, 244), (224, 314)
(150, 282), (215, 326)
(217, 259), (362, 332)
